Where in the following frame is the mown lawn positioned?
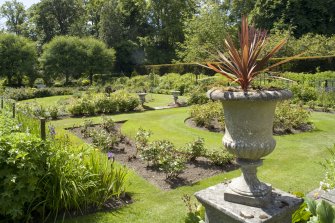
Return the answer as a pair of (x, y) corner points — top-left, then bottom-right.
(49, 107), (335, 223)
(19, 95), (72, 107)
(20, 93), (187, 111)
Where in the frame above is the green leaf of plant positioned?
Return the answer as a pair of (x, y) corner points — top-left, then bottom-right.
(316, 200), (335, 223)
(306, 198), (318, 216)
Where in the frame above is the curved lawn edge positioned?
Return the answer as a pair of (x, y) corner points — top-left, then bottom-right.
(50, 109), (335, 223)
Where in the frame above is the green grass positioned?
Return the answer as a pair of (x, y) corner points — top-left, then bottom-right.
(19, 95), (71, 107)
(50, 107), (335, 223)
(19, 93), (187, 111)
(144, 93), (188, 108)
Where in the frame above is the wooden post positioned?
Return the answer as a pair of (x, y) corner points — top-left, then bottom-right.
(12, 103), (15, 118)
(40, 118), (46, 140)
(1, 97), (3, 109)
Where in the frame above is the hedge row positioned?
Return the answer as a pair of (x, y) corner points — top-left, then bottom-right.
(133, 56), (335, 76)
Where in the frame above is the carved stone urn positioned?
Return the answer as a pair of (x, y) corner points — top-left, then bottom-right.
(207, 88), (292, 207)
(137, 93), (147, 106)
(171, 90), (180, 105)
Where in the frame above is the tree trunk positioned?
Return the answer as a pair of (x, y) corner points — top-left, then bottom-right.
(89, 72), (93, 85)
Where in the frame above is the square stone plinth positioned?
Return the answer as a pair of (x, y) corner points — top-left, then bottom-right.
(195, 183), (303, 223)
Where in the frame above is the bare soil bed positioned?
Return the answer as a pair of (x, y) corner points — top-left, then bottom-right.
(68, 122), (237, 190)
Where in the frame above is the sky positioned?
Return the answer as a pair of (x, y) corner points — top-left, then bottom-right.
(0, 0), (40, 28)
(0, 0), (40, 8)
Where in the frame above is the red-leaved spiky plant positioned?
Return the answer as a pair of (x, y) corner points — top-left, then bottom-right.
(203, 16), (301, 92)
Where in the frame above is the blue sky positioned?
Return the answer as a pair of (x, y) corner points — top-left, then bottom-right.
(0, 0), (40, 8)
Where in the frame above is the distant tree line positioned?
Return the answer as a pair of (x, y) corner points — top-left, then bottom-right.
(0, 0), (335, 86)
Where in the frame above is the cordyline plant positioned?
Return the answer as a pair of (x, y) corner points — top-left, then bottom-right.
(202, 16), (302, 92)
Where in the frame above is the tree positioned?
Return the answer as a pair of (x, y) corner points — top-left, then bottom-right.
(41, 36), (116, 85)
(84, 0), (108, 37)
(145, 0), (197, 64)
(0, 33), (37, 86)
(41, 36), (86, 84)
(177, 2), (235, 62)
(251, 0), (335, 37)
(99, 0), (148, 72)
(82, 37), (115, 84)
(0, 0), (26, 35)
(28, 0), (85, 43)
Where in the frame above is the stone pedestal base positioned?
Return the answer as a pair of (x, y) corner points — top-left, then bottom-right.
(195, 183), (303, 223)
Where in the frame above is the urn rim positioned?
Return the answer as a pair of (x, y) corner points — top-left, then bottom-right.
(207, 88), (292, 101)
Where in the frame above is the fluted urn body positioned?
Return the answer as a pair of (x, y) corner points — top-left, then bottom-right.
(207, 88), (292, 207)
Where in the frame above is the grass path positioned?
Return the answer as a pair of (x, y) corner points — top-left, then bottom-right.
(51, 108), (335, 223)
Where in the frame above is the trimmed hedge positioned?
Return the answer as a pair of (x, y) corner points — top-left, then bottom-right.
(133, 56), (335, 76)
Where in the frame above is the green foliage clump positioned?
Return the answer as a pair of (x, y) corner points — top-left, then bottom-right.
(290, 85), (318, 103)
(48, 105), (59, 120)
(187, 89), (209, 105)
(69, 90), (139, 116)
(320, 145), (335, 191)
(205, 149), (234, 166)
(274, 102), (311, 133)
(141, 140), (186, 179)
(293, 198), (335, 223)
(182, 194), (205, 223)
(90, 129), (119, 151)
(135, 128), (152, 156)
(0, 111), (128, 222)
(0, 33), (37, 86)
(101, 116), (116, 132)
(0, 133), (50, 221)
(4, 87), (75, 101)
(41, 36), (115, 85)
(184, 137), (206, 161)
(190, 101), (224, 129)
(136, 129), (234, 178)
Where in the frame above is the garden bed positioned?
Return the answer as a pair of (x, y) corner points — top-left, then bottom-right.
(68, 122), (237, 190)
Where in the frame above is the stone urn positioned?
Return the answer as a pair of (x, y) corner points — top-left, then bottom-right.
(207, 88), (292, 207)
(137, 93), (147, 106)
(171, 90), (180, 105)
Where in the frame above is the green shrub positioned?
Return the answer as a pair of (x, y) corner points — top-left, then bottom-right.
(4, 87), (74, 101)
(81, 79), (90, 86)
(140, 140), (186, 179)
(184, 137), (206, 161)
(112, 90), (139, 112)
(90, 129), (119, 151)
(274, 102), (311, 132)
(320, 145), (335, 191)
(0, 111), (19, 136)
(69, 91), (139, 116)
(182, 194), (205, 223)
(0, 113), (128, 222)
(187, 89), (209, 105)
(94, 95), (117, 114)
(135, 128), (152, 156)
(101, 116), (116, 133)
(48, 105), (59, 120)
(141, 140), (172, 166)
(190, 101), (224, 129)
(205, 149), (234, 166)
(0, 133), (50, 221)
